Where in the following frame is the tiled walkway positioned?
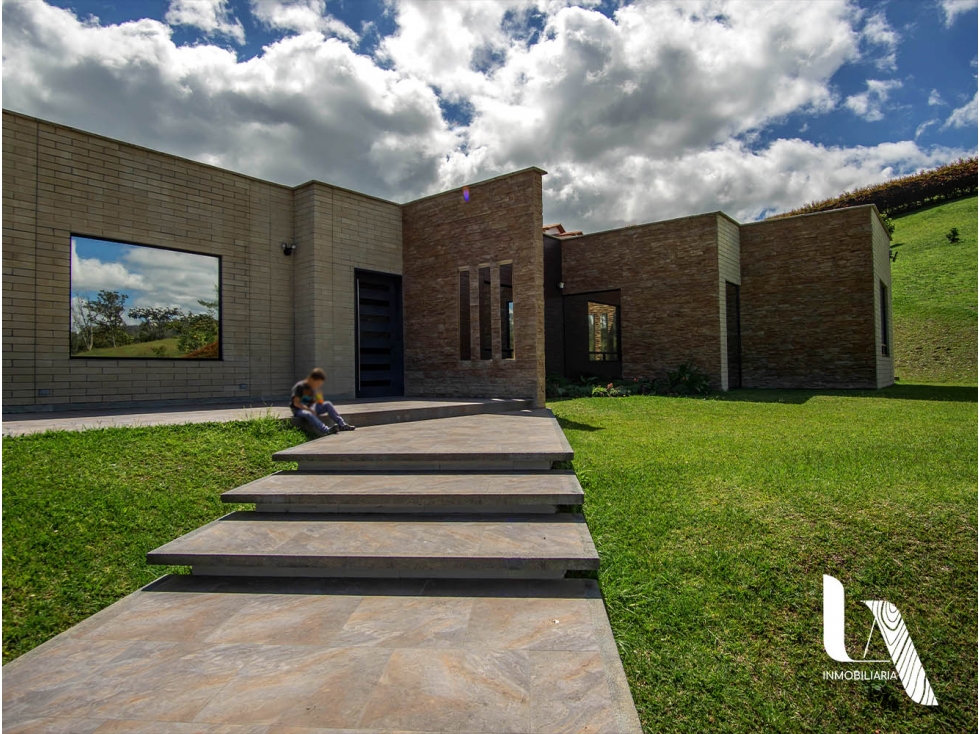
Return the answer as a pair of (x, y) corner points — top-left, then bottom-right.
(2, 397), (529, 437)
(2, 403), (642, 733)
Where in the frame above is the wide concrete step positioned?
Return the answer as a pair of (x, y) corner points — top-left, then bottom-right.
(337, 397), (534, 428)
(147, 512), (599, 579)
(273, 409), (574, 471)
(222, 470), (584, 513)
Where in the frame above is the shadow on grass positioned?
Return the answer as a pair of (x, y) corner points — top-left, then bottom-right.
(554, 416), (604, 432)
(718, 384), (977, 405)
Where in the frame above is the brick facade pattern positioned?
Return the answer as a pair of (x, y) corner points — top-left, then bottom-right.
(559, 214), (726, 388)
(401, 170), (546, 406)
(739, 207), (880, 389)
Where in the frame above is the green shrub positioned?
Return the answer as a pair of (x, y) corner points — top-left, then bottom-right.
(946, 227), (961, 244)
(665, 362), (711, 396)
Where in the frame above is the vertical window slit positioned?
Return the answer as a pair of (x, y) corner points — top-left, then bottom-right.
(459, 269), (471, 360)
(478, 265), (492, 360)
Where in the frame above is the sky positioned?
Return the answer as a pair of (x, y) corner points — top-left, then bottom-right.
(71, 237), (220, 325)
(3, 0), (977, 232)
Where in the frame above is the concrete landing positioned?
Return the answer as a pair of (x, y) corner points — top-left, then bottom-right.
(2, 575), (642, 733)
(222, 470), (584, 512)
(2, 397), (531, 437)
(147, 512), (599, 578)
(274, 409), (574, 471)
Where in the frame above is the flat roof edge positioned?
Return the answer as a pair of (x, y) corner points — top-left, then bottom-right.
(559, 210), (724, 240)
(745, 203), (882, 226)
(402, 167), (548, 206)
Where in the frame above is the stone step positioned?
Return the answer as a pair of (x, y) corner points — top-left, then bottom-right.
(336, 397), (534, 428)
(273, 409), (574, 471)
(147, 512), (599, 579)
(222, 470), (584, 513)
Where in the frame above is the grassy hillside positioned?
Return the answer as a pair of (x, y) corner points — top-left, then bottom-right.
(78, 338), (185, 358)
(890, 195), (977, 384)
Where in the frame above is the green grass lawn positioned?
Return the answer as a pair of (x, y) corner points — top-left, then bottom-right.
(3, 387), (975, 732)
(1, 416), (304, 663)
(552, 387), (977, 733)
(890, 196), (977, 384)
(77, 337), (185, 358)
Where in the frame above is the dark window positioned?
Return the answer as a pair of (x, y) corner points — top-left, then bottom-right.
(459, 269), (471, 360)
(500, 263), (514, 359)
(70, 235), (220, 359)
(587, 301), (620, 361)
(880, 280), (890, 357)
(478, 265), (492, 360)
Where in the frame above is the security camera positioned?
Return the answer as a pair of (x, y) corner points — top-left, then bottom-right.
(281, 242), (297, 256)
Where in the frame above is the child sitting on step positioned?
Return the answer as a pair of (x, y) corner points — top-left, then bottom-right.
(290, 367), (356, 437)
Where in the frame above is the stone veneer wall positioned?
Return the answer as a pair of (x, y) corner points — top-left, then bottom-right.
(716, 214), (742, 391)
(401, 169), (546, 406)
(739, 206), (879, 389)
(559, 213), (725, 388)
(871, 209), (895, 388)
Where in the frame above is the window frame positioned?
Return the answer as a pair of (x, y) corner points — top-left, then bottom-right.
(69, 233), (223, 361)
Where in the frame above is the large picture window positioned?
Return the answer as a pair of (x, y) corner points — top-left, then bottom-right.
(587, 301), (620, 362)
(70, 236), (221, 359)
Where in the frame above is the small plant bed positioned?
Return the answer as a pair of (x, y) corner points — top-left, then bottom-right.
(548, 362), (711, 399)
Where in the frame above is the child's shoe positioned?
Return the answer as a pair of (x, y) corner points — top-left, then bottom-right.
(339, 424), (356, 431)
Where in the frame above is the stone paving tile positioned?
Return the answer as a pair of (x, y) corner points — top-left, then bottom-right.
(223, 471), (584, 507)
(273, 410), (573, 465)
(3, 717), (108, 733)
(357, 649), (531, 732)
(530, 652), (620, 734)
(1, 577), (641, 733)
(331, 596), (473, 648)
(2, 398), (529, 437)
(147, 513), (599, 574)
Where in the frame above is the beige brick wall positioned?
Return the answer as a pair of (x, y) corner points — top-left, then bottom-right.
(401, 169), (545, 406)
(291, 183), (402, 397)
(2, 110), (306, 410)
(717, 213), (741, 391)
(871, 209), (895, 388)
(2, 112), (38, 406)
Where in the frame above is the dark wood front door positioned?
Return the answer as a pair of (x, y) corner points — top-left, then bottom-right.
(725, 281), (742, 389)
(355, 270), (404, 398)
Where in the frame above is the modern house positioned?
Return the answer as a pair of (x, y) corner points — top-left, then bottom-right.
(1, 109), (893, 413)
(545, 205), (894, 390)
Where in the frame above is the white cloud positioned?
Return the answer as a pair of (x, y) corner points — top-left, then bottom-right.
(941, 0), (978, 26)
(944, 91), (978, 128)
(928, 89), (945, 106)
(540, 138), (968, 231)
(70, 240), (146, 295)
(250, 0), (358, 42)
(165, 0), (245, 44)
(2, 0), (454, 200)
(845, 79), (902, 122)
(862, 11), (899, 70)
(915, 118), (939, 138)
(3, 0), (973, 235)
(71, 240), (220, 320)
